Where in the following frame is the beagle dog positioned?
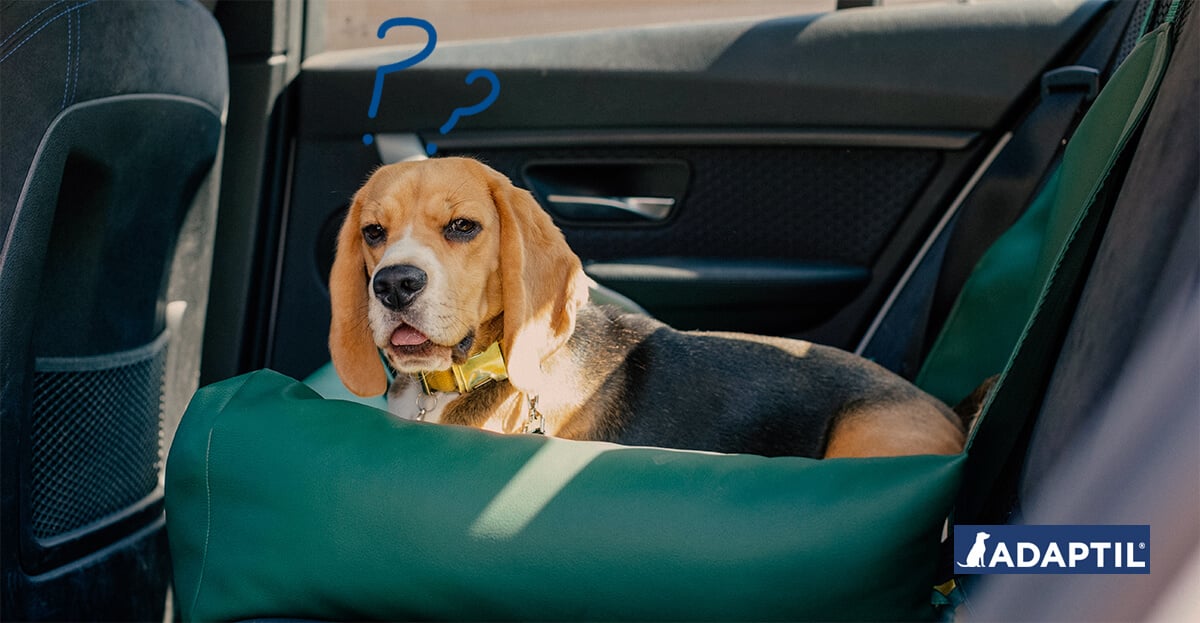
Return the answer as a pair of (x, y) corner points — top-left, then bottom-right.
(330, 157), (967, 458)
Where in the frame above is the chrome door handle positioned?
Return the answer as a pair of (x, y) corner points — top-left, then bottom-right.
(545, 194), (675, 221)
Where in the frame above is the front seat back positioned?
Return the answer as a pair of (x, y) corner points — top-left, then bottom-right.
(0, 1), (227, 619)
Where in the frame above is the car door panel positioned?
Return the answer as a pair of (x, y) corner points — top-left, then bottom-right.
(300, 2), (1100, 133)
(256, 0), (1106, 381)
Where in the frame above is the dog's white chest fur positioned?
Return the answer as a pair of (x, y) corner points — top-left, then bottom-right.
(387, 378), (458, 424)
(386, 377), (522, 433)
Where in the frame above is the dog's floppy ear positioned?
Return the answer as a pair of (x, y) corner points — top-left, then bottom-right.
(488, 168), (589, 394)
(329, 194), (388, 396)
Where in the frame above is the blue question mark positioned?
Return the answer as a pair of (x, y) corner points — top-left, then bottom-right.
(363, 17), (437, 146)
(424, 69), (501, 156)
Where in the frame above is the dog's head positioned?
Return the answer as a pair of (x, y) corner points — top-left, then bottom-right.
(329, 157), (589, 397)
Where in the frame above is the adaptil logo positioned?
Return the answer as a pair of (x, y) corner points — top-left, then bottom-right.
(953, 525), (1150, 574)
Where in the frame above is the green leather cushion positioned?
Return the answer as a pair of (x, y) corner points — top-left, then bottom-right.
(167, 370), (964, 621)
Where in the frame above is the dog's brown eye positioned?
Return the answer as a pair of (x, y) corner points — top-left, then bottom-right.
(444, 218), (480, 241)
(362, 224), (386, 246)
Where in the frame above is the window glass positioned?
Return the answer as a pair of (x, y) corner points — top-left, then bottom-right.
(311, 0), (954, 54)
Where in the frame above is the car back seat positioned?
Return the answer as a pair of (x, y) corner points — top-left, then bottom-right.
(910, 0), (1175, 407)
(970, 6), (1197, 615)
(907, 0), (1188, 529)
(929, 0), (1193, 610)
(947, 0), (1186, 515)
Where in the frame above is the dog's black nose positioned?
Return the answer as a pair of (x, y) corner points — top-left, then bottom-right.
(373, 264), (427, 310)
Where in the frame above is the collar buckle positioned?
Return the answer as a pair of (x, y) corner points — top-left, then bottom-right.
(419, 341), (507, 395)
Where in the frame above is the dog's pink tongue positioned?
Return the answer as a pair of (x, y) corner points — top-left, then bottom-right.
(391, 325), (429, 346)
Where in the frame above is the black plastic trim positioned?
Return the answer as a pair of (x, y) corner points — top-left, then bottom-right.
(417, 128), (978, 152)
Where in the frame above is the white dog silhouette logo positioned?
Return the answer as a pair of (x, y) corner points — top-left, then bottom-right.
(959, 531), (991, 568)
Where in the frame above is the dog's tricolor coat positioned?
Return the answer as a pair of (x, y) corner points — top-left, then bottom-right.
(330, 158), (966, 458)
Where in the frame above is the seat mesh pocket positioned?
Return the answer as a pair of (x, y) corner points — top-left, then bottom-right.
(30, 333), (168, 540)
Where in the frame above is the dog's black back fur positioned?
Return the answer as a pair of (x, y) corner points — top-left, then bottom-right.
(566, 305), (958, 457)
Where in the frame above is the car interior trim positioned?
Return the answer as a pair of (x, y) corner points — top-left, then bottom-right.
(389, 128), (979, 156)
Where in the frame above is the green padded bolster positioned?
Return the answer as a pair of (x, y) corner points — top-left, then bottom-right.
(167, 370), (964, 622)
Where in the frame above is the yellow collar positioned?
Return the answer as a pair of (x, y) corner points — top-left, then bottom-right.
(418, 341), (508, 395)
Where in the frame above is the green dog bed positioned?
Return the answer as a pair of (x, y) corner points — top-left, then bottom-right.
(167, 370), (963, 621)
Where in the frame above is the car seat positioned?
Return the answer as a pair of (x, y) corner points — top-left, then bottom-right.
(913, 0), (1173, 406)
(971, 10), (1197, 615)
(0, 1), (227, 619)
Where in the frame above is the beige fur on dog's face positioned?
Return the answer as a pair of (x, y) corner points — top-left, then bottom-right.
(353, 160), (503, 373)
(329, 157), (589, 398)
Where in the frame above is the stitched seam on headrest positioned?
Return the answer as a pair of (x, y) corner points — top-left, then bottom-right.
(0, 0), (97, 65)
(0, 0), (69, 47)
